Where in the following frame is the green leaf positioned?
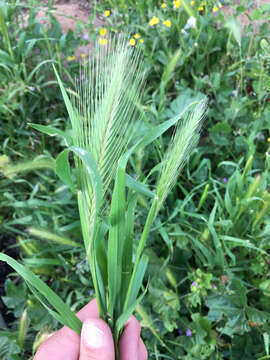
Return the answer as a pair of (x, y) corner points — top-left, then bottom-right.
(126, 174), (155, 198)
(246, 307), (270, 323)
(191, 313), (216, 346)
(2, 279), (27, 318)
(29, 123), (72, 146)
(121, 193), (138, 297)
(206, 279), (248, 336)
(94, 223), (109, 289)
(53, 64), (77, 130)
(116, 286), (147, 336)
(209, 122), (231, 134)
(0, 253), (82, 334)
(0, 334), (20, 360)
(28, 227), (80, 248)
(55, 149), (76, 194)
(225, 17), (242, 47)
(126, 254), (149, 309)
(108, 156), (127, 318)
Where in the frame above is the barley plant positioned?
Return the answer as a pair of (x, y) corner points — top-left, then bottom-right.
(0, 36), (206, 359)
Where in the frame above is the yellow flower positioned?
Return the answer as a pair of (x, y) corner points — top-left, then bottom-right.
(268, 137), (270, 142)
(201, 1), (206, 5)
(212, 6), (219, 12)
(134, 33), (141, 39)
(163, 19), (171, 28)
(139, 39), (144, 43)
(99, 37), (107, 45)
(81, 53), (86, 58)
(104, 10), (110, 17)
(67, 55), (75, 61)
(129, 38), (136, 46)
(198, 5), (204, 10)
(161, 3), (167, 8)
(149, 16), (160, 26)
(173, 0), (181, 8)
(190, 0), (195, 5)
(100, 28), (107, 37)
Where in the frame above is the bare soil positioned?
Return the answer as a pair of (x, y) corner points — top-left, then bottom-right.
(24, 0), (106, 59)
(222, 0), (269, 32)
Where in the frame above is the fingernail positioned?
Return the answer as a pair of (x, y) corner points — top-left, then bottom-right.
(82, 320), (105, 349)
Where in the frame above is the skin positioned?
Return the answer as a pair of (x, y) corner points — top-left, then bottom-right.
(34, 298), (148, 360)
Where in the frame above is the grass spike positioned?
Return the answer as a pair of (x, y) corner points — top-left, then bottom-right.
(155, 99), (207, 215)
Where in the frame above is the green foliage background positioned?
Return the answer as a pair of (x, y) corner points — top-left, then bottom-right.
(0, 0), (270, 359)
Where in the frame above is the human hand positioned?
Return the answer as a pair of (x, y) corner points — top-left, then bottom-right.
(34, 298), (148, 360)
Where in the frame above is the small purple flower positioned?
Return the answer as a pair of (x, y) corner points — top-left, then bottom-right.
(89, 289), (94, 296)
(223, 177), (227, 183)
(186, 328), (192, 337)
(132, 173), (137, 179)
(191, 281), (198, 287)
(212, 284), (217, 289)
(29, 86), (35, 91)
(82, 33), (89, 40)
(178, 329), (183, 335)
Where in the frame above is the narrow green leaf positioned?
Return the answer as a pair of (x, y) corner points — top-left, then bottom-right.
(28, 227), (79, 248)
(189, 237), (215, 269)
(126, 254), (149, 309)
(220, 235), (267, 254)
(161, 49), (182, 95)
(133, 101), (200, 153)
(27, 60), (56, 83)
(116, 285), (147, 336)
(94, 233), (107, 314)
(55, 149), (76, 194)
(29, 123), (72, 146)
(23, 258), (62, 267)
(225, 17), (242, 47)
(126, 174), (155, 198)
(95, 223), (109, 289)
(0, 253), (82, 334)
(2, 158), (55, 178)
(181, 0), (195, 17)
(108, 158), (126, 318)
(122, 193), (138, 297)
(70, 146), (103, 214)
(53, 65), (77, 131)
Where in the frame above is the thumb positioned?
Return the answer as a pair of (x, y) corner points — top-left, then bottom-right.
(79, 318), (115, 360)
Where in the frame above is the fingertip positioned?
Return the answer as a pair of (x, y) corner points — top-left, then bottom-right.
(77, 298), (99, 321)
(138, 338), (148, 360)
(80, 318), (115, 360)
(34, 327), (80, 360)
(119, 315), (141, 360)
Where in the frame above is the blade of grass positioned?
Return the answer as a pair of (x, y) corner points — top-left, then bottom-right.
(0, 253), (82, 334)
(107, 156), (126, 319)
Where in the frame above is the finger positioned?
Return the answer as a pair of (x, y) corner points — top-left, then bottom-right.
(34, 298), (99, 360)
(138, 338), (148, 360)
(77, 298), (99, 321)
(119, 315), (141, 360)
(33, 326), (80, 360)
(79, 318), (115, 360)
